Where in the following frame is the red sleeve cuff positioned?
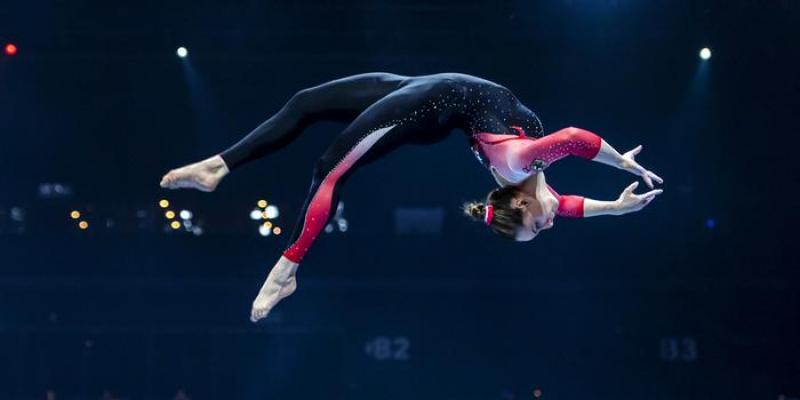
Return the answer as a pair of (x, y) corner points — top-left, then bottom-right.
(557, 195), (585, 218)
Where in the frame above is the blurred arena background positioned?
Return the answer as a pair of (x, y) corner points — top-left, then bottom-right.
(1, 0), (798, 399)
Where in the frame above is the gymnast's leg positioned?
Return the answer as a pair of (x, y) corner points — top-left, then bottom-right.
(159, 73), (407, 191)
(249, 82), (457, 322)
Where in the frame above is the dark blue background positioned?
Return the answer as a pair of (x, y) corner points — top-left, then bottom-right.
(1, 0), (798, 399)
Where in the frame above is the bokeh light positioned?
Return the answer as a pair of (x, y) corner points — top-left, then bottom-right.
(265, 205), (279, 219)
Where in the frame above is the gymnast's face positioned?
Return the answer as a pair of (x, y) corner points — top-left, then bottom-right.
(512, 174), (559, 241)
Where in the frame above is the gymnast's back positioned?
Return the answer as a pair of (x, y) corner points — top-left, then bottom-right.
(402, 73), (544, 136)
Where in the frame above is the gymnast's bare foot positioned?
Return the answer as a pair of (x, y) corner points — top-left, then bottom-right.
(160, 155), (229, 192)
(250, 256), (299, 323)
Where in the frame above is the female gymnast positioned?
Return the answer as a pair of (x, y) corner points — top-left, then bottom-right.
(159, 73), (663, 322)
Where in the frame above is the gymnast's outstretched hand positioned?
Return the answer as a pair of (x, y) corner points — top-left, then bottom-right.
(613, 181), (663, 215)
(250, 256), (299, 323)
(619, 145), (663, 189)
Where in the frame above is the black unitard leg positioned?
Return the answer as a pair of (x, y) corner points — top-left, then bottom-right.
(281, 80), (465, 263)
(220, 73), (408, 169)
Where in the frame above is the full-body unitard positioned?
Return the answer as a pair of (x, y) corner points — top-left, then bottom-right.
(220, 73), (600, 263)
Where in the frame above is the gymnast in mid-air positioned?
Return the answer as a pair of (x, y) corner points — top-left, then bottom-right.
(160, 73), (664, 322)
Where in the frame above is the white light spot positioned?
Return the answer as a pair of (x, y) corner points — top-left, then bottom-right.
(699, 47), (711, 60)
(265, 205), (279, 219)
(258, 224), (272, 237)
(177, 47), (188, 58)
(249, 209), (263, 220)
(179, 210), (192, 220)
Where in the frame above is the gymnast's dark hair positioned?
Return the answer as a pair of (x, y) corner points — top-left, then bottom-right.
(462, 186), (523, 240)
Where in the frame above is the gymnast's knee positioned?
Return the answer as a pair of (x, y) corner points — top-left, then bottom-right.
(286, 88), (313, 111)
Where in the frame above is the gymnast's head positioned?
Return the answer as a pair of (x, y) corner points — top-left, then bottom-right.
(463, 185), (556, 241)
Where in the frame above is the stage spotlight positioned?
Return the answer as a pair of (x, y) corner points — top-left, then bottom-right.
(258, 224), (272, 237)
(699, 47), (711, 60)
(262, 221), (272, 229)
(4, 43), (17, 56)
(249, 209), (263, 220)
(170, 220), (181, 230)
(78, 221), (89, 230)
(272, 226), (281, 235)
(257, 199), (268, 209)
(179, 210), (192, 220)
(70, 211), (81, 219)
(159, 199), (170, 209)
(165, 210), (176, 219)
(176, 47), (188, 58)
(265, 205), (279, 219)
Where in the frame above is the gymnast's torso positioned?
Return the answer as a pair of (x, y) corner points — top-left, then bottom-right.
(386, 73), (599, 185)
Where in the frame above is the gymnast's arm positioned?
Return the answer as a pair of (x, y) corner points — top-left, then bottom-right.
(549, 182), (663, 218)
(220, 73), (406, 169)
(531, 127), (664, 189)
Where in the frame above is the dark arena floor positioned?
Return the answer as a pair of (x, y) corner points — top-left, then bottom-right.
(1, 1), (799, 399)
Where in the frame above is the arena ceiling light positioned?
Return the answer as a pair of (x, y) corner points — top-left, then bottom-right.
(4, 43), (17, 56)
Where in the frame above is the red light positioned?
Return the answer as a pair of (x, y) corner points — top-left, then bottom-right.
(5, 43), (17, 56)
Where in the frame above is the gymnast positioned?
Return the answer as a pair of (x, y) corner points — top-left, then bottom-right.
(159, 73), (664, 322)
